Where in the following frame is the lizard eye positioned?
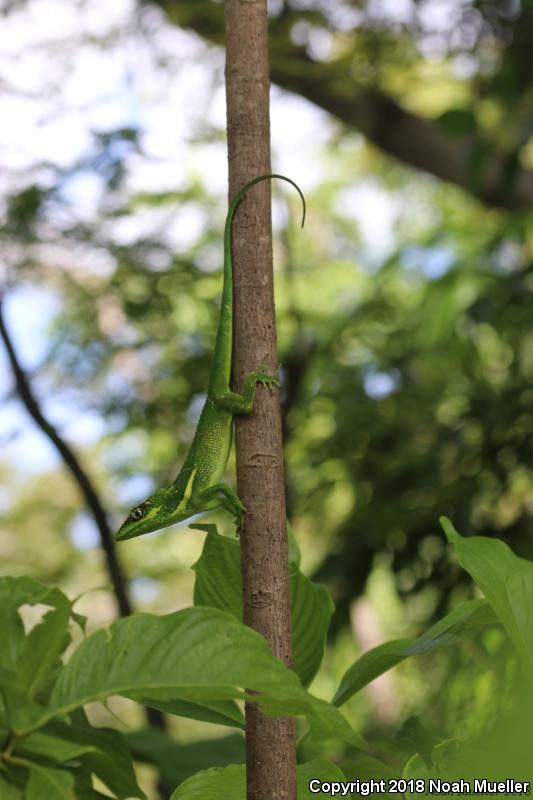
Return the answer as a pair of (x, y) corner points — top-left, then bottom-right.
(129, 507), (144, 522)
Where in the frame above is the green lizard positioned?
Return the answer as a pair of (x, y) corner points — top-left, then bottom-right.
(116, 174), (305, 541)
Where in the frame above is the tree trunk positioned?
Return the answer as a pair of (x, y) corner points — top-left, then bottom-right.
(224, 2), (296, 798)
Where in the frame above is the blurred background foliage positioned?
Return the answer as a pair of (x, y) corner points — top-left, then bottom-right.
(1, 0), (533, 795)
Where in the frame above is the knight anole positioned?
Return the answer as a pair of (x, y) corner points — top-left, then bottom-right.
(116, 174), (305, 541)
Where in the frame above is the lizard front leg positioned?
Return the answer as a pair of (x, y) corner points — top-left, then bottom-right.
(213, 366), (280, 415)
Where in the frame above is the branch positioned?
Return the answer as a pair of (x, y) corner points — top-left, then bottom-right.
(270, 71), (533, 211)
(157, 0), (533, 210)
(0, 296), (172, 779)
(0, 298), (132, 618)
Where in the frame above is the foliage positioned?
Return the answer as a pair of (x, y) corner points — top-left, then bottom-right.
(168, 760), (346, 799)
(3, 0), (533, 795)
(3, 0), (533, 631)
(2, 520), (533, 796)
(161, 0), (533, 209)
(191, 523), (333, 687)
(0, 549), (361, 798)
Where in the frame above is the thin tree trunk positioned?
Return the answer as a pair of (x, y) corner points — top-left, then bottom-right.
(224, 2), (296, 799)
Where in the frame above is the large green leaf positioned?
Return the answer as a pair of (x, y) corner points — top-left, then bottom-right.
(13, 606), (363, 748)
(441, 517), (533, 670)
(126, 728), (245, 788)
(169, 759), (347, 799)
(192, 529), (333, 686)
(332, 599), (495, 707)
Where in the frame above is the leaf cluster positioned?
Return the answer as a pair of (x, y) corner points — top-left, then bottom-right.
(4, 516), (533, 796)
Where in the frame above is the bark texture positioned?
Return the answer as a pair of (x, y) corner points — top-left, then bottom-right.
(224, 2), (296, 798)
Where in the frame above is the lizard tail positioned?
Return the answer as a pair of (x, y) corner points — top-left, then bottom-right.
(210, 174), (305, 394)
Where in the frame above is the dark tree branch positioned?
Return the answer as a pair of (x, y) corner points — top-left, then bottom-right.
(0, 296), (168, 784)
(156, 0), (533, 210)
(269, 75), (532, 211)
(0, 297), (132, 618)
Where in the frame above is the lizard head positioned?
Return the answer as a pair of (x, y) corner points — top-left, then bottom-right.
(115, 485), (183, 541)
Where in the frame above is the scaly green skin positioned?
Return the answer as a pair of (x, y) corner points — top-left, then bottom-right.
(116, 174), (305, 540)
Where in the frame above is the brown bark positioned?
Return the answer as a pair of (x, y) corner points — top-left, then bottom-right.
(224, 2), (296, 799)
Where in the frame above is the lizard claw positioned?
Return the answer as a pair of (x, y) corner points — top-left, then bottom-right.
(234, 498), (247, 537)
(254, 361), (281, 391)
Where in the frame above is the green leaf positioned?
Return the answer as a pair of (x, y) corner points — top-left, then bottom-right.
(169, 759), (347, 799)
(192, 532), (241, 618)
(441, 517), (533, 669)
(125, 728), (244, 788)
(0, 577), (78, 678)
(189, 524), (219, 536)
(435, 109), (477, 135)
(25, 763), (76, 800)
(404, 738), (462, 780)
(168, 763), (244, 800)
(394, 716), (438, 766)
(9, 712), (144, 799)
(191, 521), (301, 565)
(48, 718), (146, 800)
(0, 577), (85, 727)
(290, 563), (333, 687)
(343, 754), (398, 781)
(14, 730), (95, 763)
(16, 611), (71, 700)
(72, 757), (128, 799)
(287, 521), (302, 566)
(296, 761), (349, 798)
(402, 752), (430, 781)
(332, 599), (495, 707)
(129, 696), (244, 729)
(15, 606), (363, 749)
(402, 701), (533, 782)
(192, 530), (334, 686)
